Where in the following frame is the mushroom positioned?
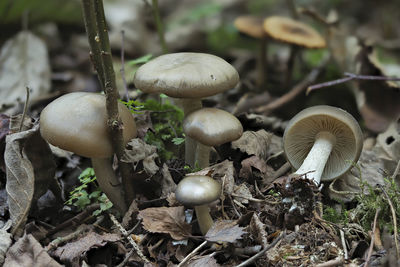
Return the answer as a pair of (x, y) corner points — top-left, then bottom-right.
(133, 52), (239, 167)
(40, 92), (137, 212)
(283, 105), (363, 185)
(183, 108), (243, 168)
(263, 16), (326, 87)
(175, 175), (221, 235)
(234, 15), (268, 88)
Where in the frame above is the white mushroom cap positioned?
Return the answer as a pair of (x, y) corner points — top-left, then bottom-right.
(283, 105), (363, 181)
(175, 175), (221, 206)
(40, 92), (137, 158)
(183, 108), (243, 146)
(133, 53), (239, 98)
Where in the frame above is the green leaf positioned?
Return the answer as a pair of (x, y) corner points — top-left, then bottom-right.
(127, 54), (153, 66)
(172, 137), (185, 145)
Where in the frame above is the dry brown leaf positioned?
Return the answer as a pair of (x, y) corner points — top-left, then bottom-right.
(205, 220), (246, 243)
(249, 213), (268, 246)
(52, 231), (120, 266)
(122, 138), (159, 175)
(0, 221), (12, 266)
(138, 206), (191, 240)
(183, 254), (220, 267)
(4, 234), (61, 267)
(190, 160), (235, 194)
(5, 126), (56, 236)
(239, 155), (273, 183)
(160, 163), (177, 198)
(233, 184), (252, 205)
(231, 130), (272, 160)
(354, 44), (400, 132)
(0, 31), (51, 115)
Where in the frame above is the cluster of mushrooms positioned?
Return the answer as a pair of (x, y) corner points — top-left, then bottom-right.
(39, 16), (363, 236)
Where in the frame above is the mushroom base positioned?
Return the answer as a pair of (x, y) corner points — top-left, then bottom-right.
(92, 158), (127, 213)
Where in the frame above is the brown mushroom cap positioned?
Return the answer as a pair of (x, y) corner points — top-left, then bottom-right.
(183, 108), (243, 146)
(175, 175), (221, 206)
(133, 53), (239, 98)
(263, 16), (326, 48)
(234, 15), (266, 39)
(40, 92), (137, 158)
(283, 105), (363, 181)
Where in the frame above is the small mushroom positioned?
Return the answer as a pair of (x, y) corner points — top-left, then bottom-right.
(175, 175), (221, 235)
(183, 108), (243, 168)
(40, 92), (137, 212)
(234, 15), (268, 88)
(263, 16), (326, 87)
(283, 105), (363, 185)
(133, 52), (239, 167)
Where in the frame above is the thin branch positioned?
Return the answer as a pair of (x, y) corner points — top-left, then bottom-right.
(18, 87), (30, 133)
(379, 184), (400, 258)
(109, 213), (150, 263)
(307, 72), (400, 94)
(81, 0), (135, 208)
(120, 30), (130, 101)
(339, 229), (348, 260)
(364, 208), (380, 267)
(152, 0), (168, 53)
(177, 240), (208, 267)
(255, 54), (330, 114)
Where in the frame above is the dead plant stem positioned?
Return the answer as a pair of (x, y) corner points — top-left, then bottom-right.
(177, 240), (208, 267)
(109, 213), (150, 263)
(364, 208), (380, 267)
(379, 184), (400, 258)
(81, 0), (134, 208)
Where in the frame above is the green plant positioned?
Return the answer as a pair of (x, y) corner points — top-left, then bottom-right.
(66, 168), (113, 216)
(323, 203), (349, 224)
(351, 166), (400, 233)
(123, 97), (185, 161)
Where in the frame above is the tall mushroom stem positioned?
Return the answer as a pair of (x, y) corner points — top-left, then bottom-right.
(195, 143), (211, 169)
(294, 131), (336, 185)
(257, 37), (267, 89)
(175, 99), (203, 167)
(91, 158), (127, 213)
(194, 205), (214, 235)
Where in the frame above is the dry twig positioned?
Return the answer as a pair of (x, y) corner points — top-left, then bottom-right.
(254, 54), (330, 115)
(379, 185), (400, 258)
(109, 213), (150, 263)
(177, 240), (208, 267)
(364, 208), (380, 267)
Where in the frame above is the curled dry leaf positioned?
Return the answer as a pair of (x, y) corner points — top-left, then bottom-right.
(183, 254), (220, 267)
(231, 130), (272, 160)
(354, 44), (400, 132)
(190, 160), (235, 194)
(205, 220), (246, 243)
(160, 163), (177, 198)
(0, 31), (51, 114)
(239, 155), (274, 183)
(233, 184), (252, 205)
(138, 206), (191, 240)
(249, 213), (268, 246)
(122, 138), (159, 175)
(328, 145), (390, 202)
(52, 231), (120, 266)
(5, 125), (56, 236)
(4, 234), (61, 267)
